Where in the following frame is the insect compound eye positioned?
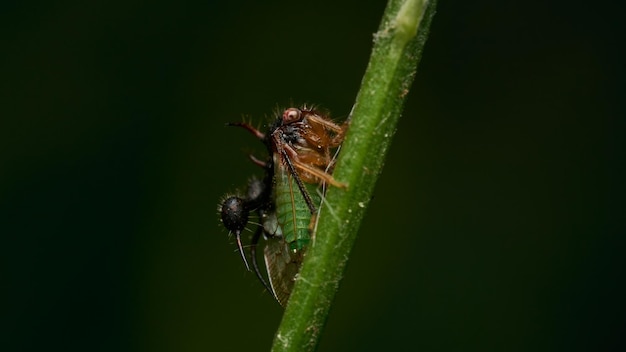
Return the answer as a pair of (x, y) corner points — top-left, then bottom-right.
(282, 108), (302, 124)
(220, 196), (249, 232)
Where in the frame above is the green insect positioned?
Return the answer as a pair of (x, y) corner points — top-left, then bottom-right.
(220, 106), (347, 306)
(263, 167), (322, 305)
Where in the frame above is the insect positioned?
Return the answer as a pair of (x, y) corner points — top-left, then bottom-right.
(219, 176), (275, 295)
(220, 106), (348, 305)
(219, 176), (271, 272)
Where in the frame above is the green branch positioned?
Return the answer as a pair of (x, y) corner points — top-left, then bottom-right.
(271, 0), (437, 350)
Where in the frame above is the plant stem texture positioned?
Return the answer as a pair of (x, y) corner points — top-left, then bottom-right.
(272, 1), (437, 350)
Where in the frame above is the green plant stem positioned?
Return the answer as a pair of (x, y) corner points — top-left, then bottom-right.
(271, 0), (437, 350)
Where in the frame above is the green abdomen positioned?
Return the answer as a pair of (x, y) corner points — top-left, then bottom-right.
(274, 168), (320, 252)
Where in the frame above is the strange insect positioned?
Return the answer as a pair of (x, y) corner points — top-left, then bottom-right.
(219, 106), (348, 305)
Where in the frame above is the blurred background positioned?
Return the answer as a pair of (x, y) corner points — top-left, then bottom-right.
(2, 0), (623, 351)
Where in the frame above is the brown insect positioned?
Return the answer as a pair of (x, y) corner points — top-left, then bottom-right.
(230, 105), (349, 212)
(221, 105), (349, 305)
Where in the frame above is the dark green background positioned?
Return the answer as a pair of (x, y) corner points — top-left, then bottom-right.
(2, 1), (623, 351)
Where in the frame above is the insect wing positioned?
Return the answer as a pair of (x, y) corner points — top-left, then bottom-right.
(263, 237), (303, 307)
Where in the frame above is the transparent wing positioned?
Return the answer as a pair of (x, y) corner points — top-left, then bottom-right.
(263, 237), (304, 307)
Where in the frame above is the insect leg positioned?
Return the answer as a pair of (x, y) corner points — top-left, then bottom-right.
(227, 122), (266, 140)
(249, 220), (275, 297)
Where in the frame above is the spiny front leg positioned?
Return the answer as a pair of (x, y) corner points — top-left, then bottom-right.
(227, 121), (266, 141)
